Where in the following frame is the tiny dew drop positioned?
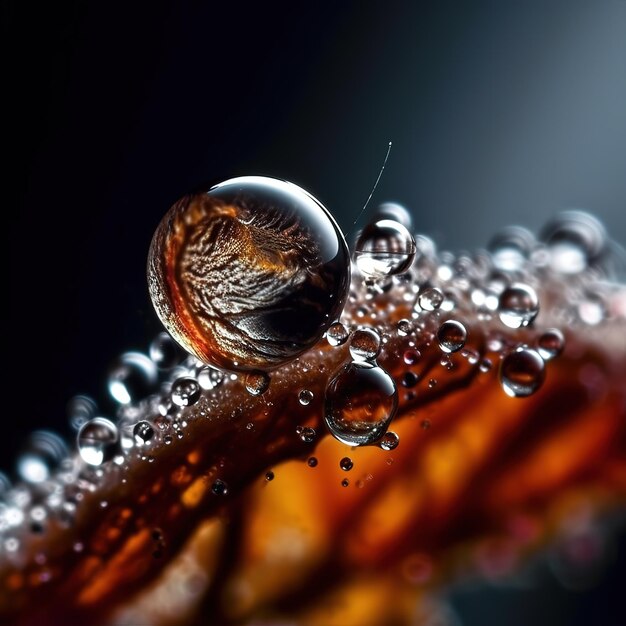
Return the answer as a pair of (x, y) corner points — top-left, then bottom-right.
(211, 479), (228, 496)
(403, 349), (421, 365)
(499, 347), (545, 398)
(418, 287), (444, 312)
(77, 418), (118, 466)
(171, 377), (201, 407)
(299, 427), (316, 443)
(349, 328), (381, 362)
(341, 478), (350, 488)
(498, 283), (539, 329)
(265, 471), (274, 482)
(307, 456), (318, 467)
(340, 457), (354, 471)
(327, 322), (349, 347)
(537, 328), (565, 360)
(379, 431), (399, 451)
(437, 320), (467, 353)
(397, 319), (413, 336)
(298, 389), (314, 406)
(133, 421), (154, 445)
(244, 371), (270, 396)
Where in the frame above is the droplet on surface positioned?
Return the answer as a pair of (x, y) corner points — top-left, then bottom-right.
(488, 226), (535, 272)
(211, 479), (228, 496)
(133, 421), (154, 445)
(324, 361), (398, 446)
(340, 457), (354, 471)
(77, 418), (119, 466)
(396, 319), (413, 336)
(326, 322), (349, 347)
(197, 366), (224, 390)
(245, 371), (270, 396)
(537, 328), (565, 360)
(498, 283), (539, 329)
(349, 328), (381, 362)
(499, 347), (546, 398)
(171, 377), (201, 407)
(307, 456), (318, 467)
(418, 287), (444, 311)
(541, 210), (607, 274)
(437, 320), (467, 353)
(148, 176), (350, 372)
(354, 218), (416, 278)
(298, 389), (314, 406)
(107, 352), (157, 405)
(149, 332), (183, 370)
(299, 427), (316, 443)
(379, 431), (400, 451)
(341, 478), (350, 488)
(17, 431), (68, 484)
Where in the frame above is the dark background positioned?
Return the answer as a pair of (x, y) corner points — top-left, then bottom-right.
(3, 2), (626, 624)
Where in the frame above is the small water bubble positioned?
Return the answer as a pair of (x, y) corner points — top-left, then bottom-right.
(77, 418), (118, 466)
(355, 219), (416, 278)
(245, 371), (270, 396)
(17, 431), (68, 484)
(437, 320), (467, 353)
(340, 457), (354, 471)
(402, 372), (419, 388)
(537, 328), (565, 360)
(541, 211), (607, 274)
(211, 479), (228, 496)
(479, 358), (493, 373)
(326, 322), (349, 347)
(299, 427), (316, 443)
(107, 352), (157, 405)
(298, 389), (314, 406)
(428, 378), (437, 389)
(133, 421), (154, 445)
(341, 478), (350, 488)
(379, 431), (399, 451)
(171, 377), (201, 407)
(197, 366), (224, 390)
(163, 435), (173, 445)
(498, 283), (539, 329)
(397, 319), (413, 336)
(418, 287), (444, 311)
(499, 347), (545, 398)
(149, 332), (183, 370)
(349, 328), (381, 362)
(265, 471), (274, 482)
(324, 361), (398, 446)
(403, 349), (421, 365)
(67, 395), (97, 432)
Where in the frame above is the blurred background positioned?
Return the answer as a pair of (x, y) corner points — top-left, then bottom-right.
(3, 1), (626, 624)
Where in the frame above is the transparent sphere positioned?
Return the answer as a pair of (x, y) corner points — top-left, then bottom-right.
(498, 283), (540, 329)
(77, 418), (118, 466)
(148, 176), (350, 372)
(499, 347), (545, 398)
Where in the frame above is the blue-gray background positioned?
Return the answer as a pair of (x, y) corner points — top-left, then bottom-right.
(4, 2), (626, 624)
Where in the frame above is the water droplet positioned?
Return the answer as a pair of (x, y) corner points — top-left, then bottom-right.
(340, 457), (353, 471)
(171, 377), (201, 407)
(298, 389), (314, 406)
(402, 372), (419, 388)
(17, 431), (68, 484)
(541, 211), (607, 274)
(537, 328), (565, 360)
(327, 322), (349, 347)
(499, 347), (545, 398)
(265, 471), (274, 482)
(77, 418), (118, 466)
(307, 456), (318, 467)
(67, 395), (97, 431)
(437, 320), (467, 353)
(245, 371), (270, 396)
(324, 361), (398, 446)
(488, 226), (535, 272)
(211, 479), (228, 496)
(418, 287), (444, 311)
(149, 332), (183, 370)
(403, 349), (421, 365)
(397, 319), (413, 336)
(108, 352), (157, 405)
(148, 176), (350, 371)
(133, 421), (154, 445)
(299, 427), (316, 443)
(479, 358), (493, 373)
(163, 435), (173, 445)
(349, 328), (381, 362)
(341, 478), (350, 488)
(197, 366), (224, 390)
(498, 283), (539, 329)
(379, 431), (399, 451)
(355, 219), (416, 278)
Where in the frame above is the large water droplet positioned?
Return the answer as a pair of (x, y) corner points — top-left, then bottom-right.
(77, 418), (118, 466)
(326, 322), (349, 347)
(498, 283), (539, 329)
(108, 352), (157, 405)
(324, 361), (398, 446)
(149, 332), (184, 370)
(349, 328), (381, 362)
(541, 211), (607, 274)
(245, 371), (270, 396)
(16, 431), (68, 484)
(437, 320), (467, 353)
(418, 287), (444, 312)
(379, 431), (400, 451)
(499, 347), (545, 398)
(355, 219), (416, 278)
(171, 377), (201, 407)
(537, 328), (565, 361)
